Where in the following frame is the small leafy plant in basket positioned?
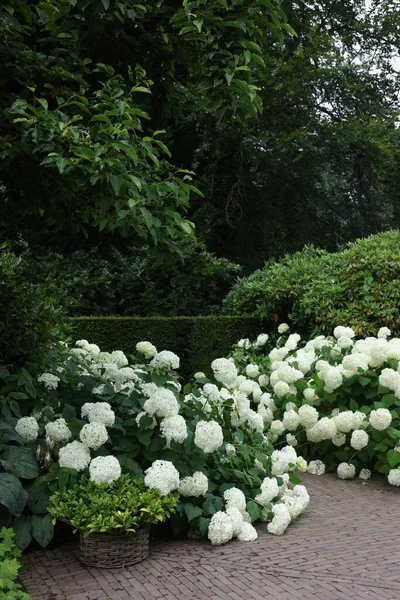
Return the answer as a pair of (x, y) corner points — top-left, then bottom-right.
(48, 474), (178, 569)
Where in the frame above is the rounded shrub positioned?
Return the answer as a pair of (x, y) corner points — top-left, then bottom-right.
(223, 230), (400, 336)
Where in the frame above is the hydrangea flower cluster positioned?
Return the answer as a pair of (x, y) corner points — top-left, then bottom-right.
(89, 456), (121, 485)
(208, 487), (257, 545)
(15, 417), (39, 442)
(45, 418), (71, 443)
(144, 460), (180, 496)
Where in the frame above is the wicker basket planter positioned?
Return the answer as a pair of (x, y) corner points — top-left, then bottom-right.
(79, 527), (150, 569)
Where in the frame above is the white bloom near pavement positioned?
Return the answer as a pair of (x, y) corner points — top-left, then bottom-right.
(143, 388), (179, 418)
(223, 487), (247, 514)
(388, 468), (400, 486)
(267, 503), (291, 535)
(255, 477), (279, 504)
(337, 462), (356, 479)
(81, 402), (115, 427)
(307, 460), (325, 475)
(160, 415), (188, 444)
(136, 341), (157, 359)
(369, 408), (392, 431)
(144, 460), (180, 495)
(178, 472), (208, 497)
(89, 456), (121, 485)
(37, 373), (60, 390)
(208, 511), (234, 545)
(45, 418), (71, 443)
(281, 485), (310, 519)
(226, 507), (245, 536)
(237, 522), (258, 541)
(15, 417), (39, 442)
(194, 420), (223, 453)
(79, 422), (108, 450)
(59, 441), (91, 471)
(359, 468), (371, 480)
(150, 350), (180, 370)
(211, 358), (238, 387)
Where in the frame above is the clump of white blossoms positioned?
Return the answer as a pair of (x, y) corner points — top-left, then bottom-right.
(136, 341), (157, 359)
(223, 487), (247, 514)
(89, 456), (121, 485)
(369, 408), (392, 431)
(150, 350), (180, 371)
(278, 323), (290, 334)
(388, 468), (400, 486)
(307, 460), (325, 476)
(208, 511), (234, 545)
(337, 462), (356, 480)
(255, 477), (279, 504)
(160, 415), (188, 444)
(333, 326), (355, 339)
(15, 417), (39, 442)
(194, 420), (223, 453)
(144, 388), (179, 418)
(350, 430), (369, 450)
(37, 373), (60, 391)
(58, 441), (91, 471)
(267, 503), (291, 535)
(45, 418), (71, 443)
(79, 422), (109, 450)
(246, 363), (259, 379)
(144, 460), (180, 496)
(298, 405), (319, 429)
(211, 358), (238, 387)
(255, 333), (269, 347)
(178, 472), (208, 497)
(359, 469), (371, 480)
(81, 402), (115, 428)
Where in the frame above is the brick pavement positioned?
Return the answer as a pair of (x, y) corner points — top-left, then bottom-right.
(20, 473), (400, 600)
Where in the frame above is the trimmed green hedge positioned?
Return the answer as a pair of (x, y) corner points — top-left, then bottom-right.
(70, 316), (264, 377)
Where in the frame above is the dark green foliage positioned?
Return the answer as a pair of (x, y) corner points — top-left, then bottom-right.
(70, 316), (263, 376)
(0, 245), (66, 368)
(18, 241), (242, 317)
(223, 230), (400, 337)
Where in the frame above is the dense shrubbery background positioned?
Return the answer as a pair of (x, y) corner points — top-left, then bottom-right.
(224, 231), (400, 336)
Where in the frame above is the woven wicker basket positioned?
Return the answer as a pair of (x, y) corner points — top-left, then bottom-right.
(79, 527), (149, 569)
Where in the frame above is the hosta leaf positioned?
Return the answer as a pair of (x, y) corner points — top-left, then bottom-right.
(0, 474), (28, 516)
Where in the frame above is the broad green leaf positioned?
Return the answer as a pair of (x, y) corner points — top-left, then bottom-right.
(1, 447), (40, 479)
(27, 485), (50, 515)
(13, 515), (32, 551)
(183, 503), (203, 522)
(110, 174), (124, 196)
(0, 474), (28, 516)
(246, 500), (261, 522)
(30, 514), (54, 547)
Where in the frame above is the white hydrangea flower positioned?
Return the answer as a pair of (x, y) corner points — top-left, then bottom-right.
(211, 358), (238, 387)
(81, 402), (115, 428)
(267, 503), (291, 535)
(306, 417), (337, 442)
(388, 468), (400, 486)
(273, 381), (290, 398)
(269, 347), (289, 362)
(255, 477), (279, 504)
(15, 417), (39, 442)
(377, 327), (391, 339)
(37, 373), (60, 391)
(237, 338), (251, 349)
(178, 472), (208, 497)
(369, 408), (392, 431)
(286, 433), (298, 447)
(143, 388), (179, 418)
(337, 462), (356, 479)
(342, 354), (369, 378)
(136, 341), (157, 359)
(359, 468), (371, 480)
(278, 323), (290, 334)
(79, 422), (109, 450)
(224, 487), (247, 514)
(307, 460), (325, 475)
(281, 484), (310, 519)
(144, 460), (180, 495)
(59, 441), (91, 471)
(226, 507), (245, 536)
(379, 368), (400, 391)
(285, 333), (301, 351)
(350, 430), (369, 450)
(258, 374), (269, 388)
(89, 456), (121, 485)
(303, 387), (318, 403)
(194, 420), (223, 453)
(271, 449), (291, 475)
(296, 457), (307, 472)
(332, 432), (346, 447)
(352, 411), (367, 429)
(160, 415), (188, 444)
(336, 336), (354, 349)
(237, 522), (258, 541)
(246, 364), (259, 379)
(202, 384), (221, 403)
(333, 326), (355, 339)
(255, 333), (269, 347)
(45, 418), (71, 443)
(150, 350), (180, 370)
(334, 410), (355, 433)
(298, 405), (319, 429)
(208, 511), (234, 545)
(270, 420), (285, 436)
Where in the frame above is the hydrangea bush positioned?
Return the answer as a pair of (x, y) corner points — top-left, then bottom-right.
(230, 325), (400, 484)
(0, 338), (308, 549)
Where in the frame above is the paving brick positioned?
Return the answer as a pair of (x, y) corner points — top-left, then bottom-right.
(20, 473), (400, 600)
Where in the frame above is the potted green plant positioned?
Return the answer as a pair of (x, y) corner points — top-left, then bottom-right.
(48, 474), (178, 569)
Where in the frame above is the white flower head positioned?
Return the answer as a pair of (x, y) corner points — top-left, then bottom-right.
(194, 420), (223, 453)
(278, 323), (290, 334)
(144, 460), (180, 496)
(143, 388), (179, 418)
(59, 441), (91, 471)
(211, 358), (238, 387)
(15, 417), (39, 443)
(45, 418), (71, 443)
(208, 511), (234, 545)
(337, 462), (356, 480)
(246, 363), (259, 379)
(81, 402), (115, 428)
(223, 487), (246, 514)
(255, 333), (269, 347)
(377, 327), (391, 339)
(307, 460), (325, 476)
(267, 503), (291, 535)
(178, 472), (208, 497)
(79, 422), (109, 450)
(369, 408), (392, 431)
(37, 373), (60, 391)
(359, 468), (371, 480)
(160, 415), (187, 444)
(136, 341), (158, 359)
(237, 522), (258, 541)
(388, 468), (400, 486)
(150, 350), (180, 370)
(89, 456), (121, 485)
(350, 429), (369, 450)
